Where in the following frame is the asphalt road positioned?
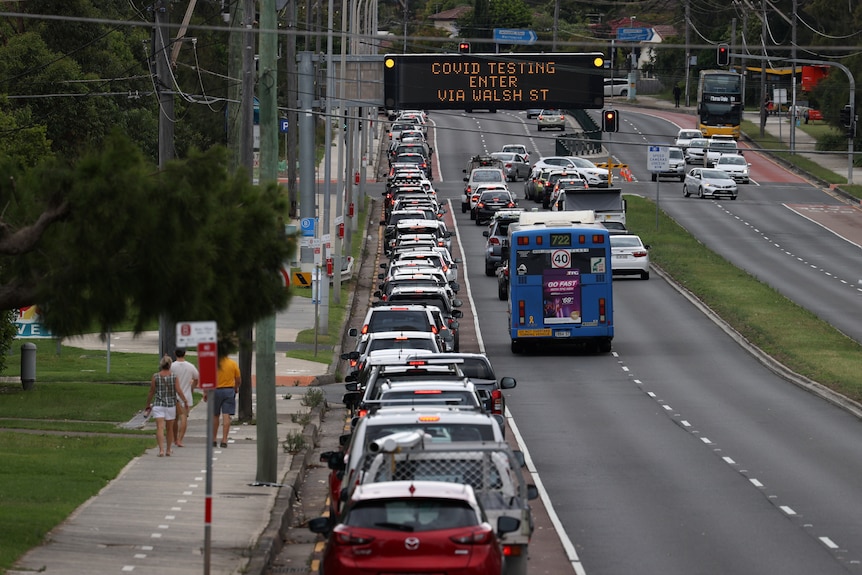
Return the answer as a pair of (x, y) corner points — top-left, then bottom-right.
(426, 108), (862, 574)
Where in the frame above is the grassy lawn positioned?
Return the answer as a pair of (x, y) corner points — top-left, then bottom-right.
(626, 195), (862, 402)
(2, 154), (862, 574)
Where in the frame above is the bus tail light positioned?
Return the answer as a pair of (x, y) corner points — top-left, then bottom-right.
(593, 234), (606, 244)
(599, 298), (607, 322)
(518, 300), (525, 324)
(517, 236), (530, 245)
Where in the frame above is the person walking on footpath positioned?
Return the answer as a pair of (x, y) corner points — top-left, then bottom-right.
(673, 84), (682, 107)
(170, 347), (199, 448)
(145, 355), (188, 457)
(204, 352), (241, 448)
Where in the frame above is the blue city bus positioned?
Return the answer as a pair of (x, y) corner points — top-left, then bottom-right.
(507, 211), (613, 354)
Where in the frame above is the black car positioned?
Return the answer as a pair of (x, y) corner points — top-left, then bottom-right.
(473, 189), (517, 225)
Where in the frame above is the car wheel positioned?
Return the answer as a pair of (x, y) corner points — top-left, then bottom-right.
(498, 281), (507, 300)
(598, 338), (613, 353)
(511, 339), (522, 354)
(542, 199), (549, 210)
(485, 262), (496, 277)
(475, 216), (482, 226)
(731, 195), (738, 200)
(620, 90), (628, 97)
(679, 175), (685, 182)
(641, 270), (650, 280)
(470, 208), (476, 220)
(461, 202), (467, 213)
(453, 333), (460, 352)
(537, 126), (543, 132)
(698, 187), (704, 198)
(682, 185), (690, 197)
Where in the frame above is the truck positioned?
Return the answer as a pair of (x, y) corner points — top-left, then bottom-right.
(553, 186), (627, 225)
(357, 432), (538, 575)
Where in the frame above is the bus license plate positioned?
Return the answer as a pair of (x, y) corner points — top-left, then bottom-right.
(553, 330), (571, 338)
(517, 329), (552, 337)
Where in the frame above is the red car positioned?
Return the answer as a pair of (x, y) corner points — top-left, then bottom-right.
(309, 480), (520, 575)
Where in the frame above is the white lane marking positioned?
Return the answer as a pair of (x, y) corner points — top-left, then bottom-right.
(723, 456), (736, 465)
(780, 505), (797, 516)
(449, 200), (585, 575)
(750, 478), (764, 487)
(820, 536), (840, 549)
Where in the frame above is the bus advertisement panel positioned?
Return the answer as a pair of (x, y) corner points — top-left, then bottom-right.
(508, 222), (613, 354)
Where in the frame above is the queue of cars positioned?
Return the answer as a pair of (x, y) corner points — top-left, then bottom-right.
(310, 122), (536, 575)
(673, 128), (751, 194)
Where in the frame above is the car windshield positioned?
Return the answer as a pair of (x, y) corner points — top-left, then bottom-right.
(669, 149), (684, 159)
(679, 130), (701, 139)
(458, 358), (495, 380)
(368, 338), (437, 353)
(480, 192), (510, 202)
(367, 312), (431, 332)
(702, 169), (732, 179)
(492, 153), (515, 161)
(691, 139), (709, 147)
(346, 498), (478, 531)
(568, 157), (595, 168)
(710, 142), (736, 151)
(502, 146), (525, 154)
(719, 157), (746, 165)
(472, 171), (504, 182)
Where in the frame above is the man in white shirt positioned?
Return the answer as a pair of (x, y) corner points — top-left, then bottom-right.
(170, 347), (200, 448)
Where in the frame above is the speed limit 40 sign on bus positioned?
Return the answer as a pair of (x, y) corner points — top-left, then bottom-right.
(551, 249), (570, 268)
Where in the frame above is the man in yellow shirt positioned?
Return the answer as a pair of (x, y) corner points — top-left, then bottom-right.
(205, 355), (241, 448)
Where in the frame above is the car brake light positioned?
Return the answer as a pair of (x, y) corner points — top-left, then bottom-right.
(417, 415), (441, 422)
(414, 390), (442, 394)
(507, 202), (515, 207)
(361, 325), (369, 334)
(505, 163), (512, 168)
(334, 526), (375, 545)
(358, 408), (369, 417)
(503, 543), (523, 557)
(633, 250), (648, 257)
(408, 360), (428, 366)
(450, 525), (493, 544)
(491, 389), (503, 413)
(477, 202), (485, 208)
(489, 237), (500, 245)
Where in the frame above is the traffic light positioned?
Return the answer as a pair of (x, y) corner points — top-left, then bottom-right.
(840, 104), (852, 128)
(458, 42), (470, 53)
(602, 109), (618, 132)
(717, 43), (729, 66)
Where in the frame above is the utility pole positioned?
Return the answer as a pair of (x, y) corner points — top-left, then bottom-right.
(256, 0), (279, 484)
(286, 0), (299, 218)
(237, 0), (256, 422)
(684, 0), (691, 107)
(154, 0), (176, 360)
(789, 0), (797, 153)
(759, 0), (767, 137)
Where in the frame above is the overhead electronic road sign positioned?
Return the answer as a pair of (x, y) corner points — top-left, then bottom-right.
(493, 28), (537, 45)
(616, 27), (655, 42)
(383, 53), (605, 111)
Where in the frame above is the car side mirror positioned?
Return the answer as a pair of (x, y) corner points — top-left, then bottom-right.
(526, 484), (539, 500)
(339, 433), (352, 447)
(342, 390), (362, 411)
(344, 372), (357, 382)
(449, 321), (459, 329)
(380, 263), (388, 269)
(344, 382), (359, 391)
(452, 299), (463, 308)
(450, 282), (461, 292)
(497, 516), (520, 535)
(373, 290), (382, 298)
(308, 516), (333, 535)
(499, 376), (517, 389)
(377, 273), (385, 279)
(512, 450), (526, 467)
(482, 230), (490, 237)
(452, 310), (463, 319)
(463, 177), (469, 182)
(348, 327), (358, 337)
(341, 351), (361, 360)
(379, 220), (387, 225)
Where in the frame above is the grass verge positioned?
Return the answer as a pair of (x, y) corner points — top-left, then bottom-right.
(5, 343), (158, 383)
(627, 194), (862, 402)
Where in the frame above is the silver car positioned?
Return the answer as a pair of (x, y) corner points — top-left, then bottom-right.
(683, 168), (738, 200)
(490, 152), (531, 182)
(684, 137), (710, 165)
(537, 109), (566, 131)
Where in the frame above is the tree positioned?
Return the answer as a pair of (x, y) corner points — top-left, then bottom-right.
(0, 131), (294, 338)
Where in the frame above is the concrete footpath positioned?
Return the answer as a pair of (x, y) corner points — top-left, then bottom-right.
(8, 128), (384, 575)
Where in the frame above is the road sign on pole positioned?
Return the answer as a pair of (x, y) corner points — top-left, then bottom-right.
(616, 27), (655, 42)
(300, 217), (316, 237)
(176, 321), (218, 347)
(647, 145), (670, 172)
(493, 28), (537, 45)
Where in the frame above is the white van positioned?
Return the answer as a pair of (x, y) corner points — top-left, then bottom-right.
(604, 78), (629, 97)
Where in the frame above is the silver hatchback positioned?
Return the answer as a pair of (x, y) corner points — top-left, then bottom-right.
(537, 109), (566, 131)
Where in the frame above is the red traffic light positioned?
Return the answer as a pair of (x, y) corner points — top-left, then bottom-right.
(458, 42), (470, 53)
(717, 43), (730, 66)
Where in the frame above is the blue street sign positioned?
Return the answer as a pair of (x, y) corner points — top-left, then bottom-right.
(616, 27), (655, 42)
(493, 28), (537, 45)
(300, 217), (316, 237)
(279, 118), (289, 133)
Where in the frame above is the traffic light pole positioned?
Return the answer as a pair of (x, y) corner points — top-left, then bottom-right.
(725, 51), (856, 185)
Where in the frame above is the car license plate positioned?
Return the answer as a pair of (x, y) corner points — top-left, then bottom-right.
(553, 330), (571, 338)
(614, 254), (628, 259)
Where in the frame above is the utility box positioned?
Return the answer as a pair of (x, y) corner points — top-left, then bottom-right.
(21, 342), (36, 390)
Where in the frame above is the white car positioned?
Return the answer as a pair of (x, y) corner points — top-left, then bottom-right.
(683, 167), (738, 200)
(610, 234), (650, 280)
(715, 154), (751, 183)
(652, 147), (686, 182)
(462, 167), (507, 213)
(684, 137), (710, 165)
(533, 156), (609, 187)
(500, 143), (530, 164)
(674, 129), (703, 151)
(704, 139), (741, 168)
